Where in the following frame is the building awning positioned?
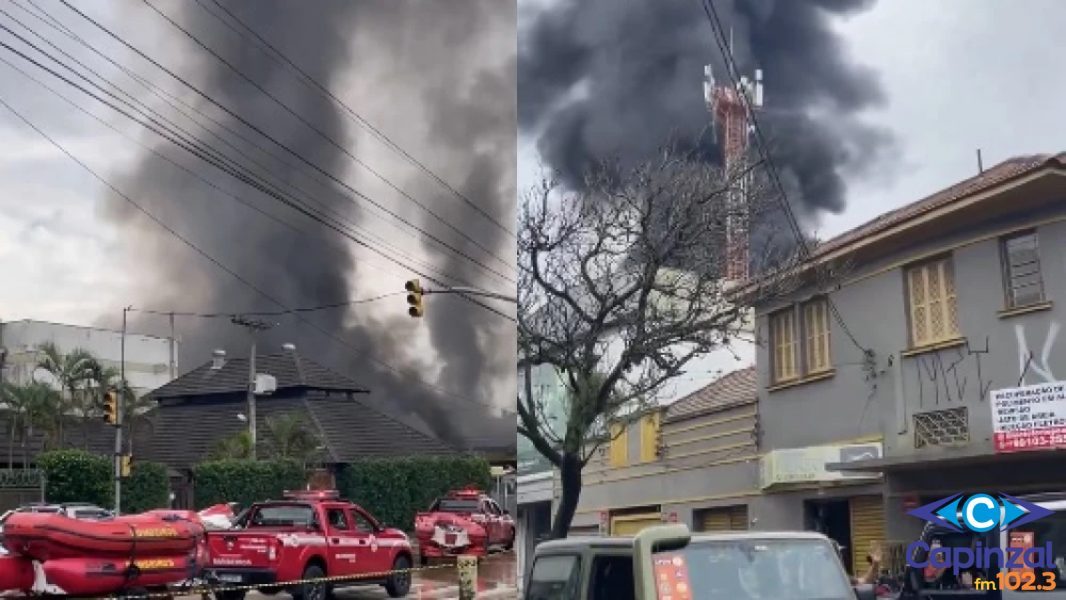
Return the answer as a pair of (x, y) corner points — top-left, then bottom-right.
(827, 448), (1066, 473)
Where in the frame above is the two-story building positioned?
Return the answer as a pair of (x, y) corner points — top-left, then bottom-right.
(566, 367), (760, 536)
(749, 152), (1066, 574)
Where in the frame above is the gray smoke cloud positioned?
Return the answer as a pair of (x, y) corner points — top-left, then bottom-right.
(519, 0), (893, 221)
(99, 0), (516, 449)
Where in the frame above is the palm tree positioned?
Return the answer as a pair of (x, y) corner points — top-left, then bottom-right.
(34, 342), (95, 446)
(264, 412), (322, 463)
(210, 430), (254, 460)
(2, 381), (62, 467)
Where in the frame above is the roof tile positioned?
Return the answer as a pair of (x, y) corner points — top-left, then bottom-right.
(664, 367), (756, 423)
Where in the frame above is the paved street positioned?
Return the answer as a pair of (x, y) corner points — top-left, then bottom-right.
(225, 552), (517, 600)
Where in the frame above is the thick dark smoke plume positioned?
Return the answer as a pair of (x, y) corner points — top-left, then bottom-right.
(519, 0), (893, 221)
(100, 0), (516, 449)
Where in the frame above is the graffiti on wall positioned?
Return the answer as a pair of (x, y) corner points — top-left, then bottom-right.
(1015, 322), (1060, 386)
(911, 337), (992, 407)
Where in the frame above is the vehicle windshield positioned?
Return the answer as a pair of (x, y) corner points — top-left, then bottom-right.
(651, 538), (854, 600)
(246, 504), (316, 528)
(435, 498), (480, 513)
(74, 509), (112, 520)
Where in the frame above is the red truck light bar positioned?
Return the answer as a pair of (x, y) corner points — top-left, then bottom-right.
(451, 487), (483, 498)
(283, 490), (340, 501)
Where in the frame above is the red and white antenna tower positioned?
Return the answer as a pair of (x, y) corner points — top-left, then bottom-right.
(704, 61), (763, 283)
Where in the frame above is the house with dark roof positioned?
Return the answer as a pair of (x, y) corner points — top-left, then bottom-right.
(747, 152), (1066, 577)
(558, 367), (759, 538)
(138, 347), (457, 506)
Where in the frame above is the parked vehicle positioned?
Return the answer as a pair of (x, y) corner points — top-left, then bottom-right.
(203, 489), (414, 600)
(524, 524), (875, 600)
(414, 487), (515, 564)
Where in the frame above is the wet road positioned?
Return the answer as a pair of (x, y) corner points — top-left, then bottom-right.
(239, 551), (518, 600)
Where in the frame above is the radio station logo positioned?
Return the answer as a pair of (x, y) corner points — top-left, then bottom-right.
(905, 493), (1055, 575)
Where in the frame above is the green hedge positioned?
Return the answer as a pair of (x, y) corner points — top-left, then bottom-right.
(37, 450), (170, 513)
(193, 459), (306, 509)
(38, 450), (112, 507)
(124, 462), (170, 513)
(337, 456), (491, 531)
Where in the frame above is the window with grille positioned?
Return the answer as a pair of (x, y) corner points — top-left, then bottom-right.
(770, 308), (798, 383)
(1001, 232), (1045, 309)
(906, 257), (960, 347)
(802, 298), (832, 373)
(914, 407), (969, 448)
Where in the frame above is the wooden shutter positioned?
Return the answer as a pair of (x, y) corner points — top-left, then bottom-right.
(639, 413), (661, 463)
(698, 505), (749, 532)
(849, 495), (886, 579)
(729, 505), (749, 530)
(611, 513), (662, 536)
(908, 258), (959, 347)
(771, 309), (797, 382)
(803, 299), (831, 373)
(699, 509), (731, 532)
(608, 423), (628, 468)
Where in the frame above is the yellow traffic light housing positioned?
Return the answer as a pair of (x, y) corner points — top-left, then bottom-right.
(102, 390), (118, 425)
(120, 455), (132, 478)
(405, 279), (424, 318)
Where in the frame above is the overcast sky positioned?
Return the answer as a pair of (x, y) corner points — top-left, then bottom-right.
(519, 0), (1066, 240)
(0, 0), (517, 446)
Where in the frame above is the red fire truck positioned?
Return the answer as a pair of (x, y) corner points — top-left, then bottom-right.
(204, 490), (414, 599)
(414, 487), (515, 564)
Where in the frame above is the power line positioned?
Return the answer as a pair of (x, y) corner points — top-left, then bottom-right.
(700, 0), (869, 356)
(11, 0), (446, 269)
(129, 292), (403, 319)
(54, 0), (516, 285)
(0, 33), (514, 321)
(0, 9), (464, 288)
(197, 0), (516, 241)
(138, 0), (514, 275)
(0, 94), (512, 414)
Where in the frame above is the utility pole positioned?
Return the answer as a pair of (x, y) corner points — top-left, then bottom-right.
(231, 316), (275, 460)
(168, 312), (177, 380)
(116, 306), (131, 514)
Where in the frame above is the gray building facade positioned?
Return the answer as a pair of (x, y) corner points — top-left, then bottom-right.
(750, 153), (1066, 574)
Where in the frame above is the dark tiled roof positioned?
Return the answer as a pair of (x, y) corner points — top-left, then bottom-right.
(137, 391), (458, 469)
(663, 367), (756, 423)
(148, 352), (367, 399)
(0, 412), (121, 466)
(812, 153), (1066, 259)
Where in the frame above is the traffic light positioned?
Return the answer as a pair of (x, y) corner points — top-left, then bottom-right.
(120, 455), (131, 478)
(405, 279), (424, 318)
(102, 390), (118, 425)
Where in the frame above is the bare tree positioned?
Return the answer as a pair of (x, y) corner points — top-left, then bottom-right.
(517, 143), (803, 538)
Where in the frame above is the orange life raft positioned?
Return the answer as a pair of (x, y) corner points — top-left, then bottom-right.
(1, 511), (205, 562)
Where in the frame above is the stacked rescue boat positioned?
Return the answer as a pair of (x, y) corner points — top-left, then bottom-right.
(0, 505), (231, 596)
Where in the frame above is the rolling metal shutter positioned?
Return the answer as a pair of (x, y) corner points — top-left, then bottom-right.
(849, 495), (885, 578)
(610, 513), (662, 536)
(698, 505), (749, 532)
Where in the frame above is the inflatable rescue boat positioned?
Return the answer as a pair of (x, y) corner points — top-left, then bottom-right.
(1, 511), (205, 561)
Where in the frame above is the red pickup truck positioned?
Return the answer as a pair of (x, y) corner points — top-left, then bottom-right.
(204, 490), (413, 600)
(414, 487), (515, 564)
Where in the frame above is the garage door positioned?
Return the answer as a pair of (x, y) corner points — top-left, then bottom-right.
(610, 513), (662, 536)
(697, 505), (748, 532)
(849, 495), (885, 578)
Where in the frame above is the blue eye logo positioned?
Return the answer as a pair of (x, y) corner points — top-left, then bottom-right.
(908, 493), (1052, 533)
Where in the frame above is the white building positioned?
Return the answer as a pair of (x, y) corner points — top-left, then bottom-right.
(0, 319), (177, 397)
